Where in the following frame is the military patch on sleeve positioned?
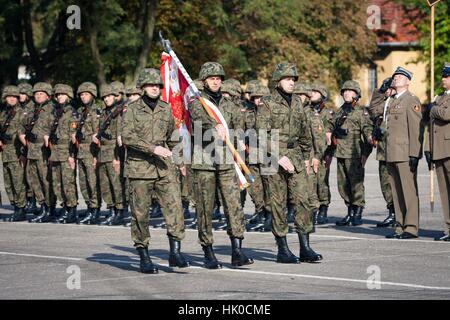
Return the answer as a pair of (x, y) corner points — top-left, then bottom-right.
(414, 105), (420, 112)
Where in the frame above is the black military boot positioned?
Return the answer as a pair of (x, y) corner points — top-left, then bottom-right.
(150, 202), (163, 218)
(79, 207), (95, 224)
(58, 206), (78, 224)
(287, 204), (295, 223)
(215, 221), (228, 231)
(168, 238), (190, 268)
(182, 200), (191, 219)
(212, 204), (222, 221)
(100, 207), (116, 226)
(377, 205), (395, 228)
(29, 204), (51, 223)
(262, 210), (272, 232)
(136, 247), (158, 274)
(316, 205), (329, 225)
(186, 210), (198, 229)
(275, 236), (300, 264)
(311, 209), (318, 233)
(11, 207), (27, 222)
(336, 205), (354, 226)
(298, 232), (323, 262)
(26, 197), (39, 215)
(111, 209), (125, 225)
(246, 209), (266, 232)
(352, 206), (363, 226)
(202, 245), (222, 269)
(230, 237), (254, 267)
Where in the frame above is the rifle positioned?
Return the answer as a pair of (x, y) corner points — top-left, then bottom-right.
(48, 105), (65, 148)
(330, 108), (349, 148)
(93, 105), (122, 153)
(24, 106), (42, 143)
(0, 107), (17, 148)
(74, 106), (90, 149)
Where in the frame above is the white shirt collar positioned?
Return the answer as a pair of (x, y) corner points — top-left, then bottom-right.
(395, 90), (407, 99)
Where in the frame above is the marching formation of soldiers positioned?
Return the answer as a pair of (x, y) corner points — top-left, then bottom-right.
(1, 61), (449, 274)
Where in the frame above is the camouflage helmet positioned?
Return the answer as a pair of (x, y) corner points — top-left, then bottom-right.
(18, 83), (33, 97)
(194, 79), (204, 92)
(249, 83), (270, 98)
(126, 85), (142, 96)
(245, 80), (262, 94)
(110, 81), (125, 95)
(341, 80), (361, 98)
(100, 84), (117, 98)
(272, 63), (299, 82)
(137, 68), (164, 88)
(2, 85), (20, 100)
(199, 62), (225, 81)
(222, 79), (242, 97)
(310, 83), (329, 100)
(294, 82), (311, 96)
(77, 82), (97, 98)
(54, 84), (74, 99)
(33, 82), (53, 96)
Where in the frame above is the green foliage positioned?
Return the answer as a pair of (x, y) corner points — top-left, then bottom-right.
(0, 0), (377, 93)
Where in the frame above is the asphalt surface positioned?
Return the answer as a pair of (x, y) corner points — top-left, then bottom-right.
(0, 158), (449, 300)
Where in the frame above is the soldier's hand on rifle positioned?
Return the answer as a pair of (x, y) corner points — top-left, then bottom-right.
(19, 134), (27, 146)
(153, 146), (172, 158)
(312, 157), (319, 174)
(71, 133), (77, 145)
(278, 156), (295, 173)
(92, 134), (100, 145)
(68, 156), (76, 170)
(113, 159), (120, 173)
(44, 135), (49, 147)
(215, 124), (228, 141)
(424, 151), (432, 171)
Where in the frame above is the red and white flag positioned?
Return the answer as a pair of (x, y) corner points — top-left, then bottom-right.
(160, 52), (192, 162)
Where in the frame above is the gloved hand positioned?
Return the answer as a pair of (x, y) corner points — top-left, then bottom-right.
(25, 131), (37, 143)
(409, 157), (419, 173)
(424, 151), (432, 171)
(380, 77), (393, 93)
(75, 130), (84, 142)
(49, 132), (59, 145)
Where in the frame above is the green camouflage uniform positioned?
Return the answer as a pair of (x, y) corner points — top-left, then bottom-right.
(97, 84), (123, 210)
(256, 65), (313, 237)
(330, 101), (373, 208)
(122, 68), (185, 248)
(1, 86), (26, 209)
(189, 64), (246, 246)
(49, 84), (78, 208)
(75, 83), (101, 209)
(21, 83), (55, 207)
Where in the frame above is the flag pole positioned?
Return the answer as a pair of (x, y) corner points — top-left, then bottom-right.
(159, 32), (254, 184)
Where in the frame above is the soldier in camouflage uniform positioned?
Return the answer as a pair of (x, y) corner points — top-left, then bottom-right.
(46, 84), (79, 224)
(294, 82), (311, 106)
(94, 84), (125, 225)
(74, 82), (102, 224)
(1, 86), (27, 221)
(111, 81), (129, 214)
(302, 83), (334, 225)
(21, 83), (56, 223)
(256, 63), (322, 263)
(367, 77), (396, 228)
(243, 82), (273, 232)
(125, 85), (142, 103)
(189, 62), (254, 269)
(18, 83), (37, 214)
(122, 68), (190, 273)
(330, 80), (374, 227)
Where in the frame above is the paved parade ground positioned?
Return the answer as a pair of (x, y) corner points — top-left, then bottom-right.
(0, 157), (449, 300)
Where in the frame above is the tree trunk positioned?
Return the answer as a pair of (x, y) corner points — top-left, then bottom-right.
(133, 0), (158, 83)
(85, 16), (106, 86)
